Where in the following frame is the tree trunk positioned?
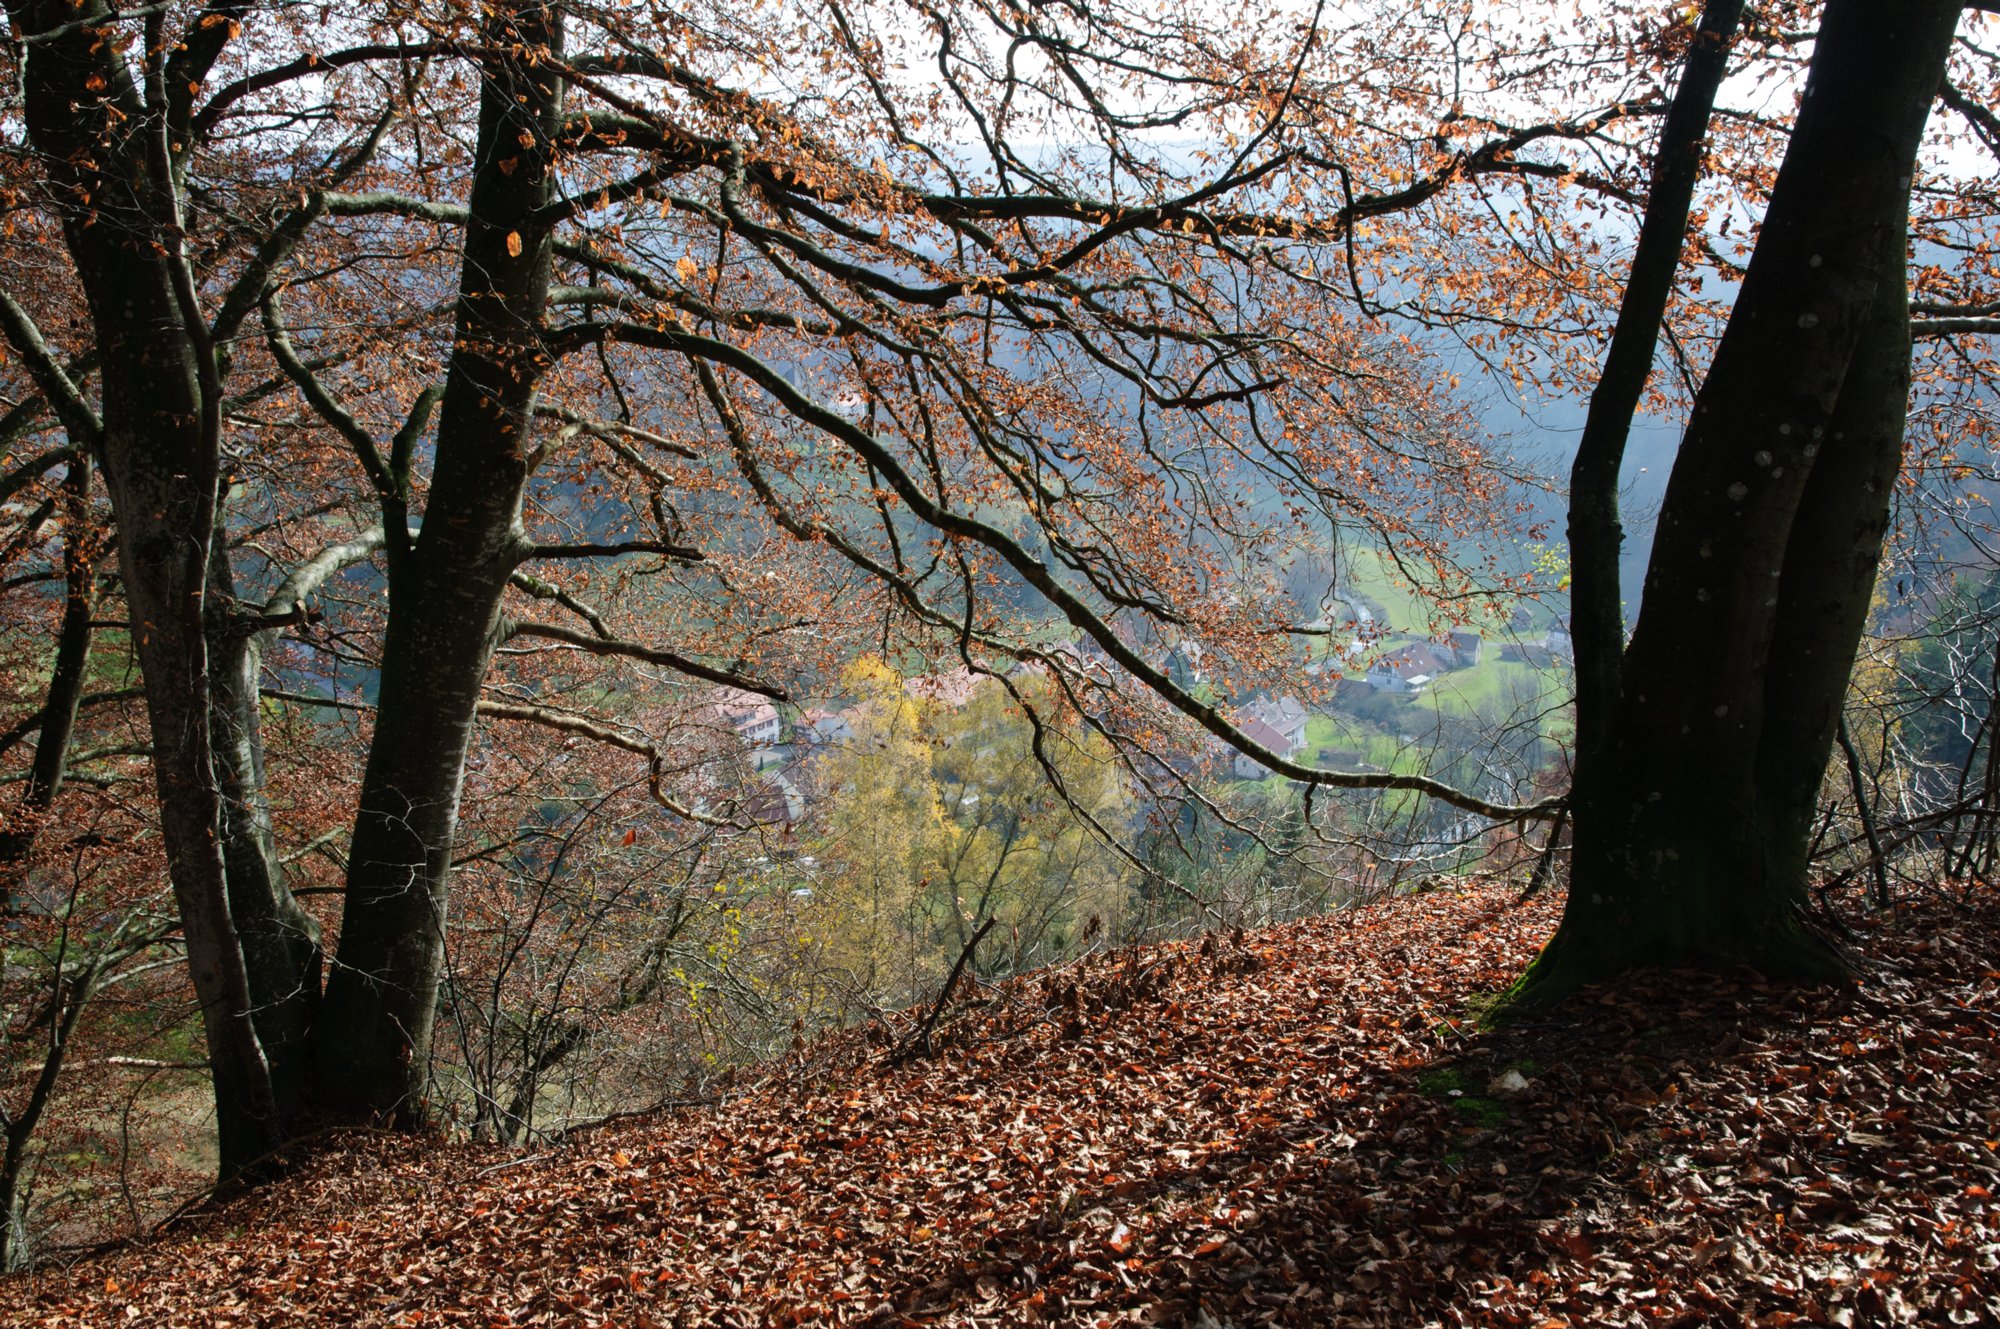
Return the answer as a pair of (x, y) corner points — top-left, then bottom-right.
(1567, 0), (1744, 802)
(5, 0), (287, 1176)
(314, 2), (565, 1123)
(1752, 223), (1913, 889)
(207, 538), (323, 1124)
(1524, 0), (1962, 999)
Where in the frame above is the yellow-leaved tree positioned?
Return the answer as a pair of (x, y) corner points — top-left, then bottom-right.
(807, 658), (948, 1010)
(805, 660), (1132, 1014)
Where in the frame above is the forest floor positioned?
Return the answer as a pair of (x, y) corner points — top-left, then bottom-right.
(6, 883), (1999, 1327)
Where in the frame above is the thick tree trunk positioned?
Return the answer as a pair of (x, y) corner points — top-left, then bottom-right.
(1567, 0), (1744, 819)
(109, 393), (285, 1178)
(6, 0), (285, 1175)
(314, 2), (565, 1123)
(112, 426), (283, 1176)
(207, 541), (323, 1124)
(1523, 0), (1962, 999)
(1752, 229), (1913, 884)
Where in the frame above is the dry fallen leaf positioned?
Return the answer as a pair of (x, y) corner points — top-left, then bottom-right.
(10, 885), (1999, 1328)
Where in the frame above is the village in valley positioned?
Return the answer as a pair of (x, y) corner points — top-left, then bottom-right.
(693, 553), (1577, 870)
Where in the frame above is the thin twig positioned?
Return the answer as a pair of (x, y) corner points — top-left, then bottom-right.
(892, 916), (998, 1065)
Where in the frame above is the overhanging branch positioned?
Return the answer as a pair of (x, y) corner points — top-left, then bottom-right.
(595, 320), (1553, 821)
(502, 618), (785, 700)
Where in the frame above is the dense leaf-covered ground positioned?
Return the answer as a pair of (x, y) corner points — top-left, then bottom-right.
(8, 884), (1999, 1326)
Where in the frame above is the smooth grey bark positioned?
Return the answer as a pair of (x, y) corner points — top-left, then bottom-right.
(1, 0), (287, 1173)
(206, 529), (333, 1123)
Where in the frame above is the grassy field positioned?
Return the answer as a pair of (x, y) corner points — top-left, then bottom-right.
(1299, 544), (1573, 749)
(1305, 645), (1570, 747)
(1330, 546), (1529, 639)
(1418, 656), (1571, 740)
(1302, 713), (1449, 777)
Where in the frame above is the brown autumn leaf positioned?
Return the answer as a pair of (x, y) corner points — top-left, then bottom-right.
(7, 884), (1998, 1327)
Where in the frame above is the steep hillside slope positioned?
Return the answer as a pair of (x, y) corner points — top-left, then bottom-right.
(8, 885), (1997, 1326)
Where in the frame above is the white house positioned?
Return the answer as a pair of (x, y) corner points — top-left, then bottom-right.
(1233, 716), (1296, 780)
(1367, 642), (1454, 693)
(1235, 695), (1310, 754)
(707, 687), (783, 749)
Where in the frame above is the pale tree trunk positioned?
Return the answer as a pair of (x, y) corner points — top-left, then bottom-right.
(3, 0), (286, 1175)
(207, 537), (325, 1124)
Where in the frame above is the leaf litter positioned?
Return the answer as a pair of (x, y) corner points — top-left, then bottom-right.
(8, 884), (1998, 1326)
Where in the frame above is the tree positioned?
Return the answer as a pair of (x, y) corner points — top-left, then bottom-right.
(805, 658), (950, 1009)
(0, 406), (96, 914)
(1522, 0), (1971, 997)
(805, 660), (1133, 1007)
(5, 0), (1988, 1214)
(7, 0), (1590, 1178)
(0, 0), (314, 1174)
(1896, 570), (2000, 870)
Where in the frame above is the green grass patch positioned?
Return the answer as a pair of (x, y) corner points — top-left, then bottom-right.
(1416, 1065), (1470, 1098)
(1452, 1096), (1511, 1129)
(1416, 1062), (1514, 1130)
